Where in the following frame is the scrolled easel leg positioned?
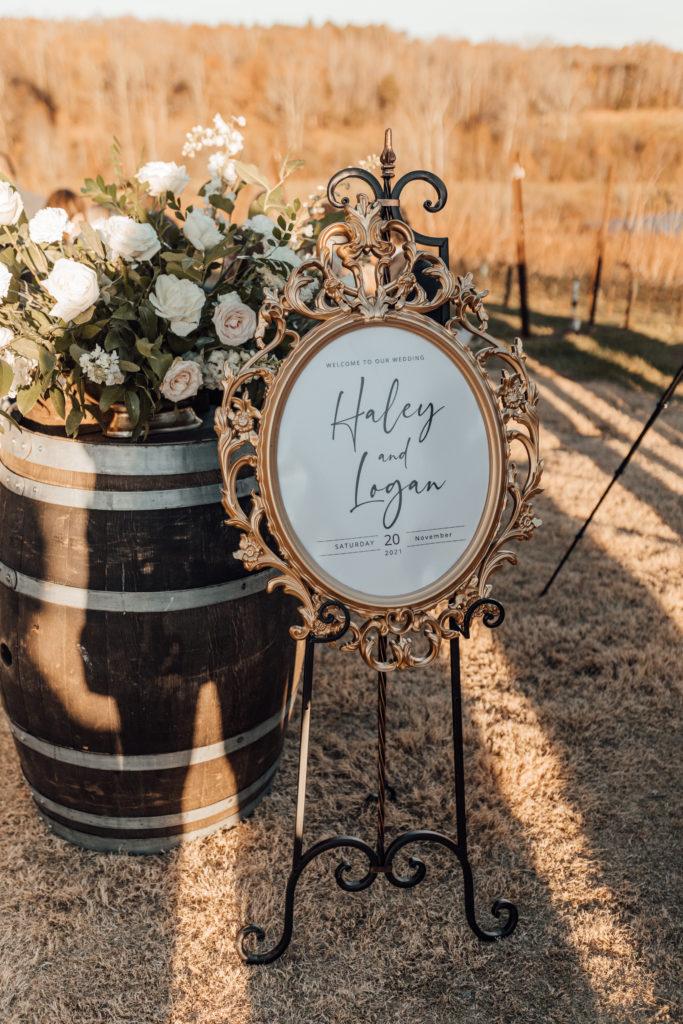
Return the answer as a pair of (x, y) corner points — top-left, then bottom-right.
(235, 636), (317, 965)
(450, 634), (518, 942)
(236, 867), (302, 965)
(460, 858), (519, 941)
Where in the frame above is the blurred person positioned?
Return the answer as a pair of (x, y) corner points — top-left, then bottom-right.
(45, 187), (109, 238)
(45, 187), (87, 239)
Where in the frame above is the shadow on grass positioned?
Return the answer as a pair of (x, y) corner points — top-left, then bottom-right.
(486, 303), (683, 395)
(537, 377), (682, 540)
(232, 641), (625, 1024)
(233, 499), (679, 1023)
(538, 371), (682, 481)
(493, 496), (681, 1022)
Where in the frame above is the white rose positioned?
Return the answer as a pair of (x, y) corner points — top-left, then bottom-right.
(183, 209), (223, 252)
(135, 161), (189, 197)
(0, 263), (12, 302)
(43, 258), (100, 322)
(0, 326), (13, 349)
(103, 216), (161, 262)
(150, 274), (205, 337)
(0, 182), (23, 226)
(28, 207), (69, 245)
(212, 292), (256, 347)
(244, 215), (276, 239)
(160, 357), (203, 403)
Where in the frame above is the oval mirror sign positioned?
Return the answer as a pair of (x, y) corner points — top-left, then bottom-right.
(261, 314), (506, 612)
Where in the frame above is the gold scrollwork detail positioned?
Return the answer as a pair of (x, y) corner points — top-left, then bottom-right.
(216, 197), (542, 672)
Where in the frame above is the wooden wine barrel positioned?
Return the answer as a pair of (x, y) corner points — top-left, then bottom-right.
(0, 412), (299, 853)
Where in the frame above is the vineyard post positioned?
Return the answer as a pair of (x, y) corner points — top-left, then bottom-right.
(589, 165), (614, 326)
(512, 155), (530, 337)
(570, 276), (581, 331)
(503, 264), (513, 307)
(623, 264), (638, 330)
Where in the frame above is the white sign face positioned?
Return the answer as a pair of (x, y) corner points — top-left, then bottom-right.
(275, 323), (493, 605)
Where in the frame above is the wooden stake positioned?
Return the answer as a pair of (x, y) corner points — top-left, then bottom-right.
(570, 276), (581, 332)
(512, 154), (530, 337)
(624, 266), (638, 330)
(503, 264), (513, 307)
(589, 165), (614, 326)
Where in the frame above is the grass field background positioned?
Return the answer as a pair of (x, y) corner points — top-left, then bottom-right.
(1, 20), (681, 303)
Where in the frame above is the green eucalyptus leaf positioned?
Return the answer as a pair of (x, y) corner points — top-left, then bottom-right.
(248, 194), (266, 217)
(12, 337), (42, 360)
(49, 386), (66, 419)
(69, 342), (87, 363)
(135, 338), (156, 359)
(280, 158), (305, 178)
(209, 194), (235, 216)
(65, 405), (83, 437)
(72, 305), (95, 326)
(77, 221), (106, 258)
(99, 384), (125, 412)
(148, 352), (173, 379)
(124, 390), (140, 426)
(37, 347), (56, 376)
(263, 185), (287, 214)
(204, 237), (238, 263)
(119, 360), (141, 373)
(15, 380), (43, 415)
(233, 161), (270, 190)
(138, 303), (158, 340)
(25, 242), (49, 275)
(30, 309), (55, 330)
(78, 323), (104, 340)
(166, 334), (196, 356)
(111, 302), (136, 321)
(0, 359), (13, 398)
(84, 401), (105, 427)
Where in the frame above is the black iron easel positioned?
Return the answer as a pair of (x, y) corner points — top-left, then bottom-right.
(236, 139), (519, 964)
(237, 599), (517, 964)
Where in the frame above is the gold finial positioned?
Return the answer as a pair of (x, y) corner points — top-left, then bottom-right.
(380, 128), (396, 186)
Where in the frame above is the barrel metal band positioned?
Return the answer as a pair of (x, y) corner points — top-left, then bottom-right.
(1, 419), (220, 476)
(8, 689), (296, 771)
(28, 757), (281, 830)
(0, 462), (255, 510)
(0, 560), (274, 612)
(35, 791), (271, 854)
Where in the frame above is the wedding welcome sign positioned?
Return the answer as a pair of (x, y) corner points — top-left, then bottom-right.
(269, 317), (503, 608)
(216, 147), (542, 963)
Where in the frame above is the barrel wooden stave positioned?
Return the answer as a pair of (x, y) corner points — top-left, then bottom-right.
(0, 465), (248, 591)
(0, 589), (290, 755)
(0, 416), (297, 852)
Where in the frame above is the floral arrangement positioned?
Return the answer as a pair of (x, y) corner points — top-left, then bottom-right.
(0, 114), (318, 437)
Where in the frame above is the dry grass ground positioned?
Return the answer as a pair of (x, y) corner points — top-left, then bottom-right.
(0, 315), (681, 1023)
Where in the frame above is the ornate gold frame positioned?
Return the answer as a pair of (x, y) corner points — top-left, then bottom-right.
(216, 196), (542, 671)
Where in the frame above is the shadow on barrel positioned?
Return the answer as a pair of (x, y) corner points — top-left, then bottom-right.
(0, 415), (299, 1014)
